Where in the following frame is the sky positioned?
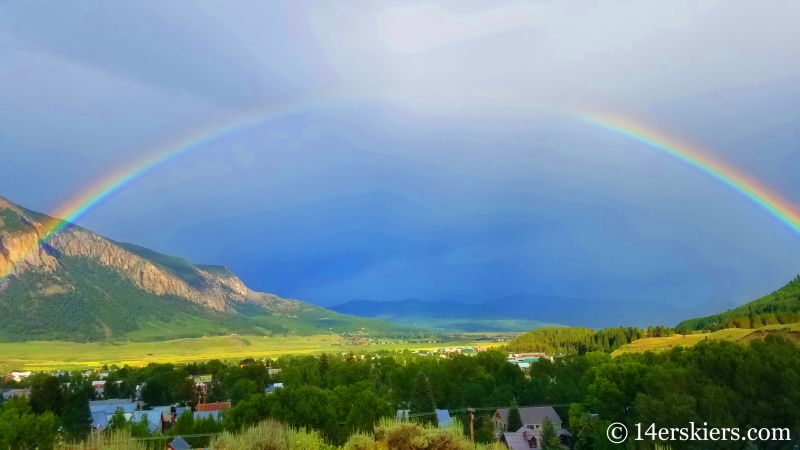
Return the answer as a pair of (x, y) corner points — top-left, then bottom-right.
(1, 0), (799, 307)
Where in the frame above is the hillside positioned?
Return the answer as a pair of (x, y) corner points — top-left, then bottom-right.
(612, 323), (800, 356)
(332, 295), (734, 331)
(0, 196), (418, 342)
(676, 275), (800, 331)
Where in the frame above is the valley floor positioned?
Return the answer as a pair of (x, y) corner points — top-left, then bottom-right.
(612, 322), (800, 356)
(0, 334), (495, 371)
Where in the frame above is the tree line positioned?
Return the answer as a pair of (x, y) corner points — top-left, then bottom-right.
(506, 325), (675, 354)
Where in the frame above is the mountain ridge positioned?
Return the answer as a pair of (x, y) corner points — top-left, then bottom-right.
(0, 195), (416, 341)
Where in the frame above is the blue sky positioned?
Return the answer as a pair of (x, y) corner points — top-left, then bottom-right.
(1, 1), (799, 307)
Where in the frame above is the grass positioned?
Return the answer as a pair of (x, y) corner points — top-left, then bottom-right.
(612, 323), (800, 356)
(389, 318), (562, 333)
(0, 334), (496, 372)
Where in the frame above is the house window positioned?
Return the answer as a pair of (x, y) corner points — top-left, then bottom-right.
(535, 424), (540, 429)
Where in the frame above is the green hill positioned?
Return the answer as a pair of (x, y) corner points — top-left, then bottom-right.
(676, 275), (800, 332)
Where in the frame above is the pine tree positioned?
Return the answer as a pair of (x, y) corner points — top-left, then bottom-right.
(319, 353), (329, 388)
(540, 417), (560, 450)
(409, 372), (438, 427)
(61, 387), (92, 442)
(29, 375), (65, 416)
(506, 403), (523, 432)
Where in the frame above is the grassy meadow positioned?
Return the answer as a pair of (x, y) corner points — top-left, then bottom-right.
(612, 322), (800, 356)
(0, 334), (496, 372)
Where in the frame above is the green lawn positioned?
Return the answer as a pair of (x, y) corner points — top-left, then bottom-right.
(0, 335), (496, 372)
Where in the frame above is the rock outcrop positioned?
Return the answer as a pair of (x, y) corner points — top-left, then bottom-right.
(0, 196), (254, 311)
(0, 197), (59, 278)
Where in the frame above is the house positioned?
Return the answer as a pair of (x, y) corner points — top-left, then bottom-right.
(502, 426), (571, 449)
(92, 380), (106, 397)
(192, 374), (213, 383)
(396, 409), (452, 429)
(131, 411), (162, 434)
(1, 388), (31, 400)
(195, 401), (231, 412)
(7, 371), (33, 382)
(194, 410), (223, 421)
(89, 399), (139, 430)
(265, 383), (283, 394)
(167, 436), (192, 450)
(493, 407), (563, 433)
(437, 410), (452, 428)
(267, 366), (282, 376)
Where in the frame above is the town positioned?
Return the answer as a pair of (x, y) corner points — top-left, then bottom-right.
(2, 348), (573, 449)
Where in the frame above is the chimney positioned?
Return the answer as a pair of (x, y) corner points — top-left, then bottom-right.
(523, 431), (527, 439)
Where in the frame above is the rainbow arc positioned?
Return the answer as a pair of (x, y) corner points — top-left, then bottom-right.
(3, 109), (799, 280)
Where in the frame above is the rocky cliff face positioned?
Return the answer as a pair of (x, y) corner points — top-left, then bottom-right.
(0, 198), (59, 279)
(0, 196), (249, 311)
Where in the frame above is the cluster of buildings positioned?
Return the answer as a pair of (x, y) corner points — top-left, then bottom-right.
(506, 353), (549, 373)
(89, 398), (231, 433)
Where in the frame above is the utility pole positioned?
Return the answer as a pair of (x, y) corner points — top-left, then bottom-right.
(469, 409), (475, 446)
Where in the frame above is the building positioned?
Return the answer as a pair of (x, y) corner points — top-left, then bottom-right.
(91, 380), (106, 397)
(7, 371), (33, 382)
(1, 388), (31, 401)
(89, 400), (139, 430)
(167, 436), (191, 450)
(194, 410), (223, 421)
(265, 382), (284, 394)
(493, 407), (563, 433)
(396, 409), (452, 428)
(131, 410), (163, 434)
(502, 426), (571, 449)
(196, 401), (231, 412)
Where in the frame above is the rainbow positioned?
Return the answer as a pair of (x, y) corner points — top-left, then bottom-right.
(4, 107), (799, 280)
(582, 112), (800, 235)
(1, 100), (317, 280)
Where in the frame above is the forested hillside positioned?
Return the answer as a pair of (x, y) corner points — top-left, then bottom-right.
(507, 325), (675, 354)
(676, 275), (800, 332)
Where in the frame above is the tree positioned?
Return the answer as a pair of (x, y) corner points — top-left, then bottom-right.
(0, 396), (60, 450)
(61, 386), (93, 442)
(540, 417), (560, 450)
(319, 353), (329, 388)
(29, 375), (65, 416)
(571, 412), (596, 450)
(106, 407), (129, 432)
(230, 379), (259, 405)
(409, 372), (437, 427)
(345, 389), (393, 432)
(506, 403), (523, 432)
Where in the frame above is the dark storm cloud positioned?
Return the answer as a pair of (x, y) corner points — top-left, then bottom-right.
(1, 1), (799, 307)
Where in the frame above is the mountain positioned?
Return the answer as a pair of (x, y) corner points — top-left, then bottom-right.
(331, 295), (737, 331)
(0, 196), (417, 342)
(676, 275), (800, 331)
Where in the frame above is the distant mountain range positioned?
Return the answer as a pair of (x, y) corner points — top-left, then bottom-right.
(0, 196), (417, 342)
(331, 295), (737, 331)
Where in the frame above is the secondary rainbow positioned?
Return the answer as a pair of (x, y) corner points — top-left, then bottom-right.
(1, 100), (317, 280)
(582, 112), (800, 235)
